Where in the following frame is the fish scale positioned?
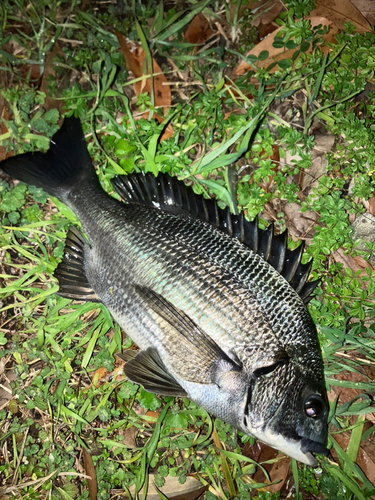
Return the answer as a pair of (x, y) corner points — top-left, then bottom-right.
(95, 222), (271, 360)
(0, 116), (329, 466)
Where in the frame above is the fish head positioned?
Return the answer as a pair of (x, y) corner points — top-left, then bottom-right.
(242, 357), (329, 466)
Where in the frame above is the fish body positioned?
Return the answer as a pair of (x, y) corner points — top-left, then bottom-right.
(0, 117), (328, 465)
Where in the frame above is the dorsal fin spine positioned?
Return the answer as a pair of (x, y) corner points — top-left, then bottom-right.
(111, 172), (318, 301)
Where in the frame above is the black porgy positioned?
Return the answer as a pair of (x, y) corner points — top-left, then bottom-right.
(0, 117), (329, 465)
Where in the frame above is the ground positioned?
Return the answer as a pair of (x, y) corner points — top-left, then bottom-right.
(0, 1), (375, 499)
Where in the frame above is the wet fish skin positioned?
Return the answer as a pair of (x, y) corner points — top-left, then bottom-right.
(0, 117), (329, 466)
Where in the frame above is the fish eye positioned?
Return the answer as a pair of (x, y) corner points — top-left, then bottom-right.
(304, 395), (325, 418)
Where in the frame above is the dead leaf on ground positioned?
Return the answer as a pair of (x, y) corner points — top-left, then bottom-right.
(143, 111), (174, 141)
(128, 474), (206, 500)
(332, 247), (374, 285)
(0, 358), (16, 411)
(185, 12), (213, 45)
(242, 440), (290, 493)
(367, 197), (375, 217)
(115, 30), (171, 113)
(283, 202), (318, 239)
(82, 448), (97, 500)
(122, 426), (138, 448)
(311, 0), (371, 32)
(233, 17), (338, 76)
(351, 0), (375, 25)
(92, 367), (110, 387)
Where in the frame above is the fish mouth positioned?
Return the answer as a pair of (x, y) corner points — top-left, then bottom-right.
(250, 422), (328, 466)
(300, 437), (329, 457)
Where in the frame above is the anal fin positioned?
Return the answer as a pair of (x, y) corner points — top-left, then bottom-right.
(54, 226), (99, 302)
(117, 348), (187, 397)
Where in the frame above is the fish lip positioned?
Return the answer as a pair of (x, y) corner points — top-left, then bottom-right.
(247, 419), (325, 466)
(300, 437), (329, 457)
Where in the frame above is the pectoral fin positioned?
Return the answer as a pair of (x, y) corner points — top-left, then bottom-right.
(117, 348), (187, 397)
(133, 285), (243, 386)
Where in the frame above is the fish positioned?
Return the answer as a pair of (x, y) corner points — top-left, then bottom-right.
(0, 116), (329, 466)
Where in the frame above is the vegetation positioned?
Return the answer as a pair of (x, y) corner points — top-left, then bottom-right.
(0, 0), (375, 499)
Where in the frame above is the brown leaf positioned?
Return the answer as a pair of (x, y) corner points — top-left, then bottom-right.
(122, 426), (138, 448)
(185, 12), (213, 45)
(143, 111), (174, 141)
(311, 0), (371, 32)
(18, 65), (41, 83)
(332, 247), (374, 284)
(92, 367), (110, 387)
(233, 17), (338, 76)
(145, 410), (160, 420)
(265, 457), (291, 493)
(116, 31), (171, 113)
(283, 202), (318, 239)
(82, 448), (97, 500)
(242, 440), (290, 493)
(367, 196), (375, 217)
(0, 365), (16, 410)
(351, 0), (375, 25)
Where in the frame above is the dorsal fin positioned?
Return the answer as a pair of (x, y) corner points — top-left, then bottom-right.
(111, 173), (319, 303)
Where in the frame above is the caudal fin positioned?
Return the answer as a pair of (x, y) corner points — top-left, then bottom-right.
(0, 117), (99, 202)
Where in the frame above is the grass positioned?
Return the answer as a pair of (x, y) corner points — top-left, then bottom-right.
(0, 0), (375, 499)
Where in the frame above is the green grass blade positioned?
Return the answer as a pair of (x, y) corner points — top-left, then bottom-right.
(156, 0), (213, 42)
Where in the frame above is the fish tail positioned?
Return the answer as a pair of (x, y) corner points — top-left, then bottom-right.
(0, 117), (99, 203)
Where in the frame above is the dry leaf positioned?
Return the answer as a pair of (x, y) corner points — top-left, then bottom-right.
(93, 356), (127, 387)
(233, 17), (338, 76)
(82, 448), (97, 500)
(143, 111), (174, 141)
(368, 197), (375, 217)
(122, 426), (138, 448)
(311, 0), (371, 32)
(283, 202), (318, 238)
(19, 65), (41, 83)
(116, 30), (171, 113)
(185, 12), (213, 45)
(92, 367), (110, 387)
(332, 247), (374, 282)
(145, 410), (160, 420)
(0, 369), (14, 410)
(265, 457), (291, 493)
(351, 0), (375, 25)
(242, 440), (290, 493)
(128, 475), (206, 500)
